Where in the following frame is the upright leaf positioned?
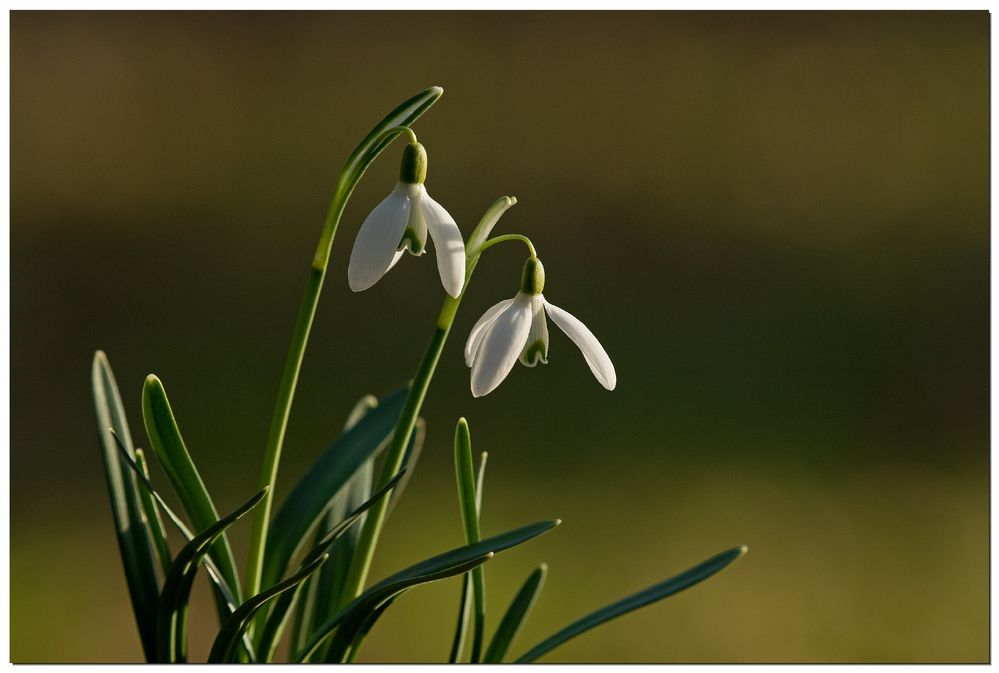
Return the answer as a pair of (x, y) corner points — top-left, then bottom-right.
(134, 448), (172, 576)
(91, 351), (160, 660)
(292, 394), (377, 658)
(112, 431), (255, 660)
(484, 563), (548, 663)
(514, 546), (748, 663)
(111, 429), (240, 610)
(450, 419), (486, 662)
(261, 385), (407, 591)
(142, 374), (242, 605)
(255, 471), (406, 663)
(209, 554), (329, 664)
(385, 416), (426, 517)
(155, 488), (268, 663)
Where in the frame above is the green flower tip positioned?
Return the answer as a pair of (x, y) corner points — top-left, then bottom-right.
(520, 257), (545, 295)
(431, 85), (444, 96)
(738, 544), (749, 556)
(400, 142), (428, 184)
(144, 373), (161, 388)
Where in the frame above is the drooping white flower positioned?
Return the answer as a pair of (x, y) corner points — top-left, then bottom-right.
(347, 142), (465, 297)
(465, 258), (616, 397)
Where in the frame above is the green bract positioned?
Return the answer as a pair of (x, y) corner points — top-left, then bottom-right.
(91, 86), (746, 663)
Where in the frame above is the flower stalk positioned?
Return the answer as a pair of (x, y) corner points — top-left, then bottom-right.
(336, 197), (517, 608)
(243, 85), (444, 607)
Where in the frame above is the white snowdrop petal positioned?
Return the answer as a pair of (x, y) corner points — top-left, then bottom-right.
(347, 183), (411, 292)
(465, 298), (515, 367)
(422, 190), (466, 297)
(544, 300), (617, 390)
(470, 294), (533, 397)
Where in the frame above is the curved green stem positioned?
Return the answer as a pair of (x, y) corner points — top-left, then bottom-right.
(336, 196), (518, 614)
(311, 126), (416, 271)
(476, 233), (537, 259)
(243, 86), (442, 607)
(335, 264), (476, 608)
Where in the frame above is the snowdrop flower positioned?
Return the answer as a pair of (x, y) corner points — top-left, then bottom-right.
(348, 141), (465, 297)
(465, 257), (616, 397)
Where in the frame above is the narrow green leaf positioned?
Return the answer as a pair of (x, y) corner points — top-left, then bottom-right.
(315, 422), (422, 664)
(449, 575), (474, 663)
(514, 546), (748, 663)
(340, 593), (401, 663)
(134, 448), (171, 576)
(92, 351), (160, 660)
(155, 488), (268, 663)
(475, 451), (488, 514)
(300, 519), (560, 663)
(447, 450), (488, 663)
(255, 470), (406, 663)
(112, 429), (239, 608)
(451, 419), (486, 663)
(385, 416), (426, 517)
(261, 384), (407, 592)
(142, 374), (242, 605)
(112, 431), (255, 660)
(292, 394), (377, 658)
(484, 563), (548, 663)
(209, 554), (329, 664)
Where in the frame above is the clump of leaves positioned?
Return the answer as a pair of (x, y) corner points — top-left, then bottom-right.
(92, 87), (745, 663)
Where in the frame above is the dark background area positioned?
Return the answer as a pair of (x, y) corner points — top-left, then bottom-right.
(11, 10), (988, 662)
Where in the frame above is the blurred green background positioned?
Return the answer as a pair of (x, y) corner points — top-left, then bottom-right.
(10, 10), (988, 663)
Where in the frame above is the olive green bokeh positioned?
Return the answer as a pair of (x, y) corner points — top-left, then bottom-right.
(11, 10), (987, 663)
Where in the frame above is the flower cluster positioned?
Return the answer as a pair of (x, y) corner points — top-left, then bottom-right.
(347, 138), (616, 397)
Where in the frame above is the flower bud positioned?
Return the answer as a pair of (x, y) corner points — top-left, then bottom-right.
(520, 257), (545, 295)
(399, 142), (427, 184)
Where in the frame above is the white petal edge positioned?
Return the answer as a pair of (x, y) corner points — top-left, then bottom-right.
(544, 300), (617, 390)
(422, 190), (466, 297)
(465, 298), (515, 367)
(347, 183), (411, 292)
(470, 294), (533, 398)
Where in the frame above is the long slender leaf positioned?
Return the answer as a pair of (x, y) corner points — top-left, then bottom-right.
(340, 593), (401, 663)
(142, 374), (242, 606)
(155, 488), (268, 663)
(262, 385), (408, 591)
(451, 419), (486, 663)
(315, 420), (422, 664)
(112, 431), (255, 661)
(292, 394), (377, 658)
(514, 545), (748, 663)
(255, 470), (406, 662)
(385, 416), (426, 517)
(111, 430), (238, 608)
(91, 351), (160, 660)
(484, 563), (548, 663)
(448, 449), (487, 663)
(209, 554), (329, 663)
(300, 519), (561, 663)
(134, 448), (171, 575)
(449, 575), (474, 663)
